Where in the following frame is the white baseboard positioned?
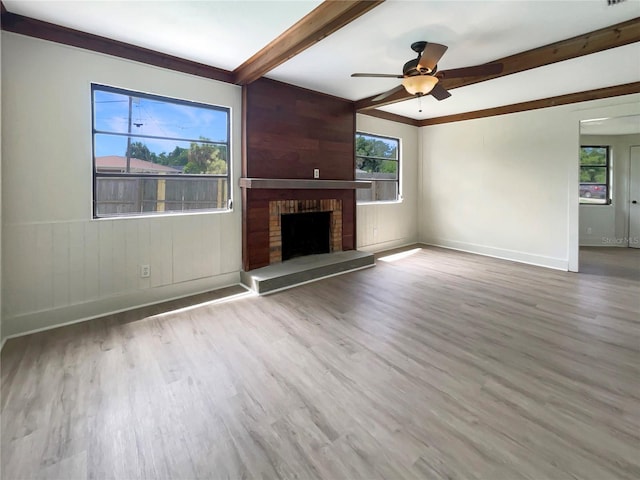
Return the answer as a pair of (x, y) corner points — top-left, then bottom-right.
(422, 238), (569, 271)
(579, 242), (629, 247)
(357, 237), (418, 254)
(2, 271), (241, 340)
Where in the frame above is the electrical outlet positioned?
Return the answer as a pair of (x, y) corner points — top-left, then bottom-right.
(313, 168), (320, 179)
(587, 227), (592, 234)
(140, 264), (151, 278)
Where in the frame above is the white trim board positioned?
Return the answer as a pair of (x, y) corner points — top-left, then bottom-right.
(2, 271), (241, 340)
(422, 239), (569, 271)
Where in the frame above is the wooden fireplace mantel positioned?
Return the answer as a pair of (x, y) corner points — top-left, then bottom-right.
(239, 178), (371, 190)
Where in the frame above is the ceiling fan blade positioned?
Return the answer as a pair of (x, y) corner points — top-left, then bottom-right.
(351, 73), (403, 78)
(372, 84), (405, 102)
(430, 83), (451, 101)
(438, 62), (503, 79)
(418, 42), (448, 72)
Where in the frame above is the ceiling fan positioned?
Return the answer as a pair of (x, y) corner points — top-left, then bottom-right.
(351, 41), (503, 102)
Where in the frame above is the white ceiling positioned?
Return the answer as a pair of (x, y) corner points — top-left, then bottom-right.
(4, 0), (640, 120)
(581, 114), (640, 135)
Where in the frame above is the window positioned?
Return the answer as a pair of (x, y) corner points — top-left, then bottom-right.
(355, 132), (400, 202)
(579, 146), (610, 205)
(92, 84), (231, 218)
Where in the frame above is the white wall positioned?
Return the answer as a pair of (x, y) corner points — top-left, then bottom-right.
(356, 114), (419, 252)
(419, 94), (640, 271)
(579, 133), (640, 246)
(1, 33), (243, 339)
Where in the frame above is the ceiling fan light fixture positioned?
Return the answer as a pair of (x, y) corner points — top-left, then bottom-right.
(402, 75), (439, 96)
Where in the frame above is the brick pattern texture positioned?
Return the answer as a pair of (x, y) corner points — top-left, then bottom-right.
(269, 199), (342, 264)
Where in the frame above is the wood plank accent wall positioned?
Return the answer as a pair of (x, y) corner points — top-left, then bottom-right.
(242, 79), (356, 271)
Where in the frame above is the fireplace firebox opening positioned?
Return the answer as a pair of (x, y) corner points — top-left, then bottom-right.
(281, 211), (331, 260)
(268, 199), (342, 264)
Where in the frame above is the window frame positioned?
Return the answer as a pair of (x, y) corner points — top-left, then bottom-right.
(355, 131), (401, 204)
(91, 83), (231, 219)
(579, 145), (611, 206)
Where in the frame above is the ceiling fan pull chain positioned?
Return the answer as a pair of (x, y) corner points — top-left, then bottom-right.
(418, 95), (423, 113)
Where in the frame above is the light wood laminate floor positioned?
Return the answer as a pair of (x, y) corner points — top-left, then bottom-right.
(2, 246), (639, 479)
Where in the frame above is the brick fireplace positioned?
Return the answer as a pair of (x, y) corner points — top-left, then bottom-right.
(269, 199), (342, 264)
(241, 78), (365, 271)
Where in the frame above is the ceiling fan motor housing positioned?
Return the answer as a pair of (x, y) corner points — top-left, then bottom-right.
(405, 40), (437, 76)
(403, 58), (419, 76)
(403, 58), (436, 76)
(410, 41), (427, 54)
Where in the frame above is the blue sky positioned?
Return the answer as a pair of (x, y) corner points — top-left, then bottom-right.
(93, 89), (228, 157)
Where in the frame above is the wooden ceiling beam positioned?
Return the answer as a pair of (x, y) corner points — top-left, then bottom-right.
(356, 17), (640, 111)
(357, 109), (420, 127)
(357, 82), (640, 127)
(232, 0), (384, 85)
(419, 82), (640, 126)
(1, 9), (234, 83)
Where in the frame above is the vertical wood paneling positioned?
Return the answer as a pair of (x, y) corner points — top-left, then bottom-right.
(149, 219), (173, 288)
(52, 223), (70, 308)
(97, 221), (114, 298)
(82, 221), (100, 302)
(173, 216), (197, 283)
(3, 226), (18, 314)
(203, 215), (220, 278)
(200, 215), (213, 279)
(341, 190), (356, 250)
(243, 79), (357, 270)
(68, 222), (86, 305)
(190, 216), (205, 280)
(124, 221), (139, 293)
(136, 219), (151, 291)
(356, 206), (372, 246)
(245, 79), (354, 180)
(221, 214), (241, 275)
(195, 215), (211, 279)
(110, 222), (128, 296)
(3, 213), (239, 325)
(34, 224), (54, 312)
